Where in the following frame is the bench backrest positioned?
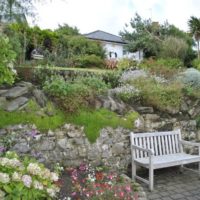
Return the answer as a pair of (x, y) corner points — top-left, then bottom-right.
(130, 129), (182, 159)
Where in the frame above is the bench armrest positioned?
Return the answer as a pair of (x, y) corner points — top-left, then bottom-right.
(132, 145), (154, 155)
(180, 140), (200, 147)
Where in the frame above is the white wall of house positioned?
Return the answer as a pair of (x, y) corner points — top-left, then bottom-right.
(101, 41), (143, 61)
(102, 41), (124, 59)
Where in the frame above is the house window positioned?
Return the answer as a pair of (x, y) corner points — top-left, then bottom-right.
(109, 51), (117, 58)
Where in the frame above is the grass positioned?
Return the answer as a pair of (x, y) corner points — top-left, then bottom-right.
(0, 99), (138, 142)
(66, 108), (138, 143)
(0, 100), (67, 132)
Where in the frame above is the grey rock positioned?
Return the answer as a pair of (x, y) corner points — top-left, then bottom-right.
(0, 97), (7, 109)
(0, 90), (7, 95)
(136, 107), (154, 114)
(0, 129), (6, 136)
(2, 86), (28, 99)
(5, 97), (29, 111)
(32, 89), (47, 107)
(12, 143), (30, 153)
(17, 81), (33, 89)
(67, 130), (82, 138)
(112, 143), (124, 154)
(39, 138), (55, 151)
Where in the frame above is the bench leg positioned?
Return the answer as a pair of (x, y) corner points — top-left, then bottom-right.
(180, 164), (184, 173)
(149, 166), (154, 191)
(199, 162), (200, 179)
(132, 161), (136, 181)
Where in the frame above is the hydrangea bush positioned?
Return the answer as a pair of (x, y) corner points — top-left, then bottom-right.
(0, 151), (61, 200)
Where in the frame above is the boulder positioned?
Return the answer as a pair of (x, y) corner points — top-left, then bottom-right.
(16, 81), (33, 89)
(5, 97), (29, 112)
(0, 97), (7, 109)
(2, 86), (28, 99)
(0, 90), (7, 96)
(135, 106), (154, 114)
(32, 89), (47, 107)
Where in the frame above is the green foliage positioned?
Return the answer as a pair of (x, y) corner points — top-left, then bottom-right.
(43, 75), (109, 112)
(160, 36), (189, 60)
(55, 23), (79, 36)
(188, 16), (200, 58)
(138, 58), (183, 78)
(74, 54), (105, 68)
(0, 151), (60, 199)
(0, 102), (67, 131)
(117, 58), (137, 70)
(123, 78), (183, 111)
(66, 109), (138, 142)
(101, 71), (122, 88)
(120, 13), (161, 58)
(0, 34), (16, 86)
(120, 13), (193, 59)
(192, 58), (200, 70)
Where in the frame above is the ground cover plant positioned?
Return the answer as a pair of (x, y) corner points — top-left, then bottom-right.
(66, 108), (138, 143)
(59, 163), (138, 200)
(0, 151), (60, 200)
(0, 101), (67, 132)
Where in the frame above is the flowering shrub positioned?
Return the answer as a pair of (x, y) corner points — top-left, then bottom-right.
(65, 163), (138, 200)
(0, 151), (61, 200)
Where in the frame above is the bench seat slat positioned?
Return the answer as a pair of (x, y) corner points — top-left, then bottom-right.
(134, 153), (200, 169)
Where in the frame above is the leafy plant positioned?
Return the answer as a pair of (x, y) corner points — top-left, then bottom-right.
(0, 34), (16, 86)
(117, 58), (137, 70)
(0, 151), (60, 200)
(192, 58), (200, 70)
(101, 71), (122, 88)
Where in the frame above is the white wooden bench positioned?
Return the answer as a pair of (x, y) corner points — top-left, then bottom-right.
(130, 129), (200, 191)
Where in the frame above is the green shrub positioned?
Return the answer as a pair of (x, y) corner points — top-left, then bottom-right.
(122, 78), (183, 111)
(76, 76), (110, 93)
(192, 58), (200, 70)
(160, 36), (189, 60)
(66, 108), (138, 142)
(74, 54), (105, 68)
(43, 75), (109, 112)
(0, 34), (16, 86)
(101, 71), (122, 88)
(138, 58), (183, 78)
(117, 58), (137, 70)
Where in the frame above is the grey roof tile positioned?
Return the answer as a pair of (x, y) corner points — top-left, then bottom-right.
(84, 30), (127, 44)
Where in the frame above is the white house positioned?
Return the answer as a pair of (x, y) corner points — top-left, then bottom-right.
(84, 30), (143, 61)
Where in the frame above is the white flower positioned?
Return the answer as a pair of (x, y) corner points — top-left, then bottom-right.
(46, 186), (59, 197)
(12, 172), (21, 182)
(0, 173), (10, 184)
(22, 175), (32, 188)
(0, 189), (5, 198)
(33, 180), (43, 190)
(50, 172), (59, 182)
(27, 163), (42, 176)
(0, 158), (10, 166)
(40, 168), (51, 179)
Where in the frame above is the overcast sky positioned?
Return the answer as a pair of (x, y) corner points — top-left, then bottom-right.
(30, 0), (200, 35)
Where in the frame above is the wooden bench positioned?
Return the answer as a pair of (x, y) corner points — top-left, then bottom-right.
(130, 129), (200, 191)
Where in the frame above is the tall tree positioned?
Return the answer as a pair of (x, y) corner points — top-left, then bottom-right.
(0, 0), (36, 23)
(188, 16), (200, 58)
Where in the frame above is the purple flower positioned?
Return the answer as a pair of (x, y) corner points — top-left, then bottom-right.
(0, 147), (5, 153)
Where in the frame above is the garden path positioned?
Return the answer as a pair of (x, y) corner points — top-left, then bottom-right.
(139, 166), (200, 200)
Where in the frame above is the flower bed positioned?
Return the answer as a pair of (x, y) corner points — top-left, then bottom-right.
(0, 151), (61, 200)
(59, 163), (138, 200)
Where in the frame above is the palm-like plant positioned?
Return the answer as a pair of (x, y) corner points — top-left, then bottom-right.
(188, 16), (200, 58)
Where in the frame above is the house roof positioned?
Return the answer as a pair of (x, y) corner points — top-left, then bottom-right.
(84, 30), (127, 44)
